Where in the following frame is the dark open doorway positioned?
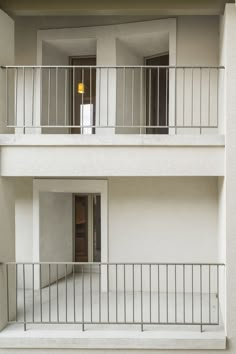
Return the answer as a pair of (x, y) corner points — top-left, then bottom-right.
(146, 54), (169, 134)
(74, 194), (101, 263)
(70, 56), (96, 134)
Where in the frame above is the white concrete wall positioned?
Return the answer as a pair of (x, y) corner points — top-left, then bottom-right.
(176, 16), (220, 134)
(39, 192), (73, 286)
(221, 4), (236, 351)
(0, 10), (14, 134)
(109, 177), (218, 263)
(41, 42), (69, 134)
(116, 39), (144, 133)
(0, 178), (15, 330)
(15, 178), (33, 263)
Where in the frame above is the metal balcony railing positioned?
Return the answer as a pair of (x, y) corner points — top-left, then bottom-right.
(3, 262), (225, 331)
(0, 65), (224, 134)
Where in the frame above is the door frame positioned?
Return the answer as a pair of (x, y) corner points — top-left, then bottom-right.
(73, 193), (99, 263)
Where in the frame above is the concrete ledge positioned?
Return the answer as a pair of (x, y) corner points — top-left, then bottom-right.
(0, 134), (225, 147)
(0, 328), (226, 350)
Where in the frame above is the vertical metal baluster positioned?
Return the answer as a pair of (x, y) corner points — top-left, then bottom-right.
(6, 68), (8, 126)
(149, 264), (152, 323)
(165, 68), (168, 127)
(200, 68), (202, 134)
(6, 264), (9, 322)
(141, 264), (143, 331)
(158, 264), (160, 323)
(175, 68), (177, 133)
(107, 264), (109, 323)
(116, 264), (118, 323)
(107, 68), (109, 127)
(183, 264), (185, 323)
(90, 264), (92, 323)
(149, 68), (151, 128)
(216, 69), (219, 130)
(192, 264), (194, 323)
(217, 265), (219, 325)
(133, 264), (135, 323)
(90, 67), (93, 129)
(16, 264), (18, 322)
(99, 68), (101, 128)
(55, 67), (58, 126)
(208, 68), (211, 127)
(56, 264), (59, 323)
(72, 67), (75, 126)
(15, 68), (18, 127)
(209, 265), (211, 324)
(140, 68), (143, 134)
(65, 264), (67, 323)
(157, 67), (160, 127)
(166, 264), (168, 323)
(48, 68), (51, 126)
(124, 264), (126, 323)
(200, 264), (203, 332)
(32, 264), (34, 323)
(82, 265), (85, 331)
(23, 67), (25, 133)
(40, 264), (42, 323)
(49, 264), (51, 323)
(123, 67), (126, 127)
(131, 68), (134, 128)
(39, 67), (42, 127)
(64, 69), (68, 126)
(183, 68), (185, 127)
(31, 68), (35, 127)
(23, 264), (26, 331)
(191, 68), (194, 127)
(73, 264), (76, 323)
(175, 264), (177, 323)
(81, 68), (84, 133)
(99, 263), (101, 323)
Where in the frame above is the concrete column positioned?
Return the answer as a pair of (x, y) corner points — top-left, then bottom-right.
(224, 4), (236, 351)
(0, 178), (15, 331)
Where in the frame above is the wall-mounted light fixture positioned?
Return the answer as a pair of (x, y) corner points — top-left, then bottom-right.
(77, 82), (85, 94)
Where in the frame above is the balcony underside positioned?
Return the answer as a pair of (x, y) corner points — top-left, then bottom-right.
(0, 135), (224, 177)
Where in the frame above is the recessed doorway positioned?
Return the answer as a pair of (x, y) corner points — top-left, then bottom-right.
(70, 56), (96, 134)
(146, 54), (169, 134)
(74, 194), (101, 263)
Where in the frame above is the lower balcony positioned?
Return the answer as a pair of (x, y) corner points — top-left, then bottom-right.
(0, 261), (226, 350)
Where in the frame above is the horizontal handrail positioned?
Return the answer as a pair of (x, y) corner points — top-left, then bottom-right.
(4, 261), (225, 266)
(1, 65), (225, 69)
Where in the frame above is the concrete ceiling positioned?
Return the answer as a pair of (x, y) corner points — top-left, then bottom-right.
(118, 32), (169, 58)
(46, 38), (97, 57)
(0, 0), (233, 17)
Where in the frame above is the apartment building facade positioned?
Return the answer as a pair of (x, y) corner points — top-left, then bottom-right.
(0, 0), (236, 353)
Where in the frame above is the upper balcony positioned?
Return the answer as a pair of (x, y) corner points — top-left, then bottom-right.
(0, 64), (224, 136)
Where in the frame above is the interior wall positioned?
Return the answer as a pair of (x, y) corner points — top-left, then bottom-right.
(39, 192), (73, 286)
(0, 178), (15, 330)
(176, 16), (219, 66)
(41, 42), (69, 134)
(116, 39), (144, 133)
(109, 177), (218, 263)
(15, 178), (33, 262)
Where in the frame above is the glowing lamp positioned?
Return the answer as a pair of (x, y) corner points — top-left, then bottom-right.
(77, 82), (85, 94)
